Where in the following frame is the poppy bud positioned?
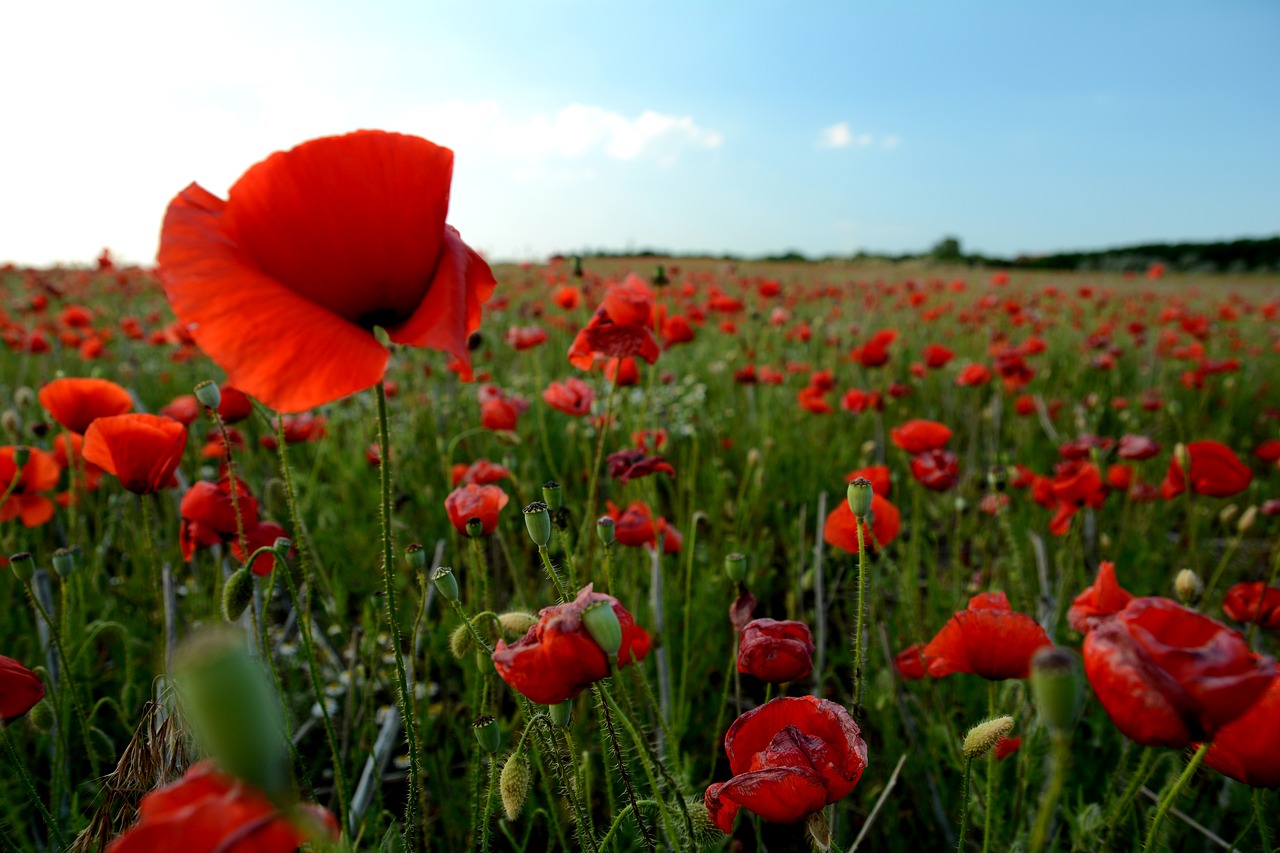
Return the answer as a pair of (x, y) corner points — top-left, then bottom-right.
(953, 497), (968, 513)
(194, 380), (222, 410)
(404, 543), (427, 572)
(725, 552), (747, 583)
(1173, 442), (1189, 473)
(1, 410), (19, 435)
(846, 478), (873, 519)
(804, 811), (830, 851)
(652, 264), (669, 287)
(472, 715), (501, 753)
(1030, 647), (1082, 733)
(465, 517), (484, 539)
(542, 480), (563, 510)
(571, 255), (583, 279)
(51, 546), (81, 579)
(272, 537), (292, 559)
(498, 611), (537, 638)
(1237, 505), (1257, 533)
(221, 568), (255, 622)
(582, 601), (623, 658)
(26, 698), (54, 734)
(962, 716), (1015, 760)
(432, 566), (459, 602)
(548, 700), (573, 728)
(9, 551), (34, 584)
(12, 446), (30, 469)
(449, 623), (472, 659)
(13, 387), (34, 409)
(1219, 504), (1238, 526)
(1174, 569), (1203, 605)
(500, 752), (531, 820)
(596, 516), (616, 548)
(523, 501), (552, 547)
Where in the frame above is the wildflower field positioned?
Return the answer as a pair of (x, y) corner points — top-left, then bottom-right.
(1, 131), (1279, 853)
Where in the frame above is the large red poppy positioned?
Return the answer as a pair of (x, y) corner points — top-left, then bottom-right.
(444, 483), (509, 536)
(106, 760), (336, 853)
(1221, 581), (1280, 629)
(38, 377), (133, 434)
(823, 493), (902, 551)
(737, 618), (815, 683)
(1067, 561), (1134, 633)
(82, 414), (188, 495)
(1204, 676), (1280, 788)
(0, 655), (44, 722)
(1160, 440), (1253, 499)
(491, 585), (650, 705)
(889, 420), (952, 454)
(705, 696), (867, 833)
(543, 377), (595, 416)
(158, 130), (497, 413)
(1083, 597), (1276, 748)
(923, 591), (1051, 680)
(0, 446), (60, 527)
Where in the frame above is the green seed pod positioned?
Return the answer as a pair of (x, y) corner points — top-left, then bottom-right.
(1030, 647), (1083, 734)
(194, 380), (222, 410)
(9, 551), (34, 584)
(542, 480), (563, 511)
(847, 478), (873, 518)
(581, 601), (622, 658)
(548, 700), (573, 728)
(404, 543), (427, 572)
(431, 566), (459, 603)
(522, 501), (552, 548)
(595, 516), (616, 548)
(724, 552), (747, 583)
(12, 446), (30, 469)
(652, 264), (669, 287)
(500, 752), (531, 820)
(962, 716), (1015, 760)
(465, 517), (484, 539)
(472, 715), (501, 753)
(221, 568), (255, 622)
(51, 546), (82, 579)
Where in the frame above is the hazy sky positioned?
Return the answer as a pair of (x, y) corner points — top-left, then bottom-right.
(2, 1), (1277, 265)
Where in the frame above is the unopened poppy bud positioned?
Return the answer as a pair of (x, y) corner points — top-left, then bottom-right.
(9, 551), (34, 583)
(581, 600), (622, 658)
(271, 537), (291, 559)
(222, 567), (255, 622)
(500, 752), (531, 820)
(26, 698), (54, 733)
(13, 387), (34, 409)
(1, 410), (20, 435)
(596, 516), (616, 547)
(465, 517), (484, 539)
(472, 715), (501, 753)
(498, 611), (537, 637)
(571, 255), (583, 279)
(404, 543), (427, 572)
(804, 811), (831, 851)
(652, 264), (669, 287)
(1030, 647), (1082, 733)
(1219, 504), (1238, 526)
(548, 699), (573, 728)
(1173, 442), (1189, 472)
(1237, 505), (1257, 533)
(953, 496), (968, 513)
(475, 650), (490, 674)
(51, 545), (81, 579)
(432, 566), (459, 602)
(542, 480), (563, 510)
(1174, 569), (1203, 605)
(847, 478), (873, 518)
(725, 552), (747, 583)
(523, 501), (552, 547)
(962, 716), (1015, 760)
(449, 623), (472, 659)
(12, 446), (30, 469)
(194, 380), (222, 410)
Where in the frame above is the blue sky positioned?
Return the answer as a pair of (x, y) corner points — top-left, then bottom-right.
(2, 1), (1277, 265)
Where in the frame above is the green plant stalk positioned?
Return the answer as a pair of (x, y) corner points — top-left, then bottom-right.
(530, 712), (595, 853)
(24, 583), (100, 778)
(1102, 747), (1159, 837)
(1254, 788), (1271, 853)
(599, 543), (614, 596)
(576, 379), (618, 568)
(593, 682), (658, 853)
(375, 381), (422, 847)
(853, 514), (868, 711)
(469, 535), (494, 613)
(1142, 743), (1209, 852)
(537, 544), (570, 600)
(1202, 530), (1242, 603)
(207, 406), (249, 556)
(598, 800), (658, 851)
(480, 754), (498, 853)
(704, 642), (736, 788)
(272, 411), (335, 613)
(613, 666), (693, 840)
(956, 757), (974, 853)
(982, 681), (1000, 853)
(997, 507), (1029, 613)
(0, 725), (66, 850)
(1028, 730), (1070, 853)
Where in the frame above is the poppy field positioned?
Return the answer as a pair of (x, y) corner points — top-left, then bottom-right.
(1, 131), (1280, 853)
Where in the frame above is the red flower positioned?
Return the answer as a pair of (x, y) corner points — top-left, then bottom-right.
(955, 363), (992, 386)
(1117, 434), (1161, 460)
(479, 389), (527, 431)
(737, 619), (815, 683)
(1068, 561), (1134, 633)
(704, 696), (867, 833)
(1048, 461), (1108, 536)
(923, 343), (955, 369)
(158, 130), (496, 413)
(444, 483), (509, 536)
(159, 395), (201, 426)
(217, 385), (253, 424)
(491, 585), (650, 705)
(1222, 581), (1280, 629)
(851, 328), (897, 367)
(37, 377), (133, 434)
(106, 760), (336, 853)
(1204, 676), (1280, 788)
(506, 325), (548, 350)
(845, 464), (891, 497)
(890, 420), (952, 454)
(179, 478), (260, 561)
(257, 413), (326, 450)
(1161, 440), (1252, 499)
(910, 449), (959, 492)
(606, 448), (675, 486)
(552, 285), (582, 310)
(543, 377), (594, 416)
(0, 655), (44, 722)
(994, 736), (1021, 761)
(893, 643), (928, 680)
(797, 386), (832, 414)
(82, 414), (188, 495)
(923, 591), (1051, 680)
(1083, 597), (1276, 747)
(451, 459), (512, 487)
(602, 501), (681, 553)
(229, 521), (293, 576)
(661, 314), (695, 347)
(0, 446), (60, 527)
(823, 493), (902, 551)
(567, 274), (660, 370)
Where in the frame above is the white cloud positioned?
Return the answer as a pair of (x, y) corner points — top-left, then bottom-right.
(817, 122), (899, 150)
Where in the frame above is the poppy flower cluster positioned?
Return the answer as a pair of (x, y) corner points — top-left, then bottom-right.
(890, 419), (960, 492)
(178, 476), (288, 574)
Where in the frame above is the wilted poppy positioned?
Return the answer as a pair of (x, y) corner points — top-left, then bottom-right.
(823, 493), (902, 551)
(82, 414), (188, 495)
(606, 448), (675, 486)
(105, 760), (337, 853)
(543, 377), (594, 417)
(1161, 441), (1253, 499)
(1222, 581), (1280, 629)
(737, 618), (815, 683)
(567, 274), (660, 370)
(705, 696), (867, 833)
(1204, 676), (1280, 788)
(0, 446), (60, 527)
(38, 377), (133, 434)
(0, 655), (44, 722)
(923, 591), (1051, 680)
(910, 449), (959, 492)
(1068, 561), (1134, 633)
(444, 483), (509, 536)
(158, 130), (497, 413)
(1083, 597), (1276, 747)
(492, 585), (650, 705)
(890, 420), (952, 454)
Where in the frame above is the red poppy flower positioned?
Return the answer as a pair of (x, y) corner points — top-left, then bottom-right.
(1222, 581), (1280, 630)
(845, 464), (891, 497)
(53, 433), (104, 491)
(923, 591), (1052, 680)
(257, 413), (326, 450)
(890, 420), (952, 454)
(603, 357), (640, 385)
(1083, 597), (1276, 747)
(158, 130), (496, 413)
(606, 448), (675, 486)
(0, 446), (60, 527)
(910, 449), (959, 492)
(955, 363), (992, 386)
(0, 655), (44, 722)
(1068, 561), (1134, 633)
(81, 414), (188, 495)
(491, 585), (650, 705)
(479, 389), (527, 431)
(450, 459), (512, 487)
(159, 395), (201, 426)
(797, 386), (833, 414)
(737, 618), (815, 683)
(106, 760), (337, 853)
(1256, 439), (1280, 463)
(217, 385), (253, 424)
(444, 483), (509, 536)
(179, 478), (261, 561)
(851, 328), (897, 367)
(729, 590), (757, 633)
(994, 736), (1021, 761)
(506, 325), (548, 350)
(38, 377), (133, 434)
(704, 696), (867, 833)
(229, 521), (293, 577)
(567, 275), (660, 371)
(543, 377), (594, 416)
(1048, 461), (1108, 536)
(1161, 441), (1252, 499)
(823, 493), (902, 552)
(923, 343), (955, 369)
(1204, 676), (1280, 788)
(1117, 434), (1161, 460)
(602, 500), (681, 553)
(551, 285), (582, 310)
(893, 643), (928, 680)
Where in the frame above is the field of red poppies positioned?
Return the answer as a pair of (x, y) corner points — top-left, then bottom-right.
(2, 131), (1279, 853)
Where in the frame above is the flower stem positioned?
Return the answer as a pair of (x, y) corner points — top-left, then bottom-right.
(577, 380), (618, 568)
(537, 544), (570, 601)
(1142, 743), (1209, 852)
(982, 681), (999, 853)
(1028, 730), (1070, 853)
(956, 757), (974, 853)
(207, 406), (248, 556)
(1254, 788), (1272, 853)
(852, 513), (868, 712)
(0, 725), (66, 850)
(469, 535), (493, 613)
(594, 683), (657, 853)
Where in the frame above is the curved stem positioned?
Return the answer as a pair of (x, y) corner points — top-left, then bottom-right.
(956, 757), (973, 853)
(1142, 743), (1209, 852)
(537, 544), (570, 601)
